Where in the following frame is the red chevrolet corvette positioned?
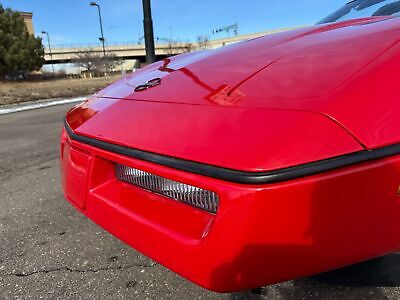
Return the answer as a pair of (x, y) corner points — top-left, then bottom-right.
(61, 0), (400, 292)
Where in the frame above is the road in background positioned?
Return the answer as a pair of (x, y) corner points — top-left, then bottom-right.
(0, 104), (399, 299)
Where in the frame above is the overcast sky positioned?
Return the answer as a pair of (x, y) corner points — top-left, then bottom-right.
(1, 0), (347, 45)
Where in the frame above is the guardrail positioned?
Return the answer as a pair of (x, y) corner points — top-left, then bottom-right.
(51, 41), (144, 49)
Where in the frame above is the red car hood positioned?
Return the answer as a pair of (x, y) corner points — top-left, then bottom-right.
(66, 98), (362, 172)
(67, 17), (400, 172)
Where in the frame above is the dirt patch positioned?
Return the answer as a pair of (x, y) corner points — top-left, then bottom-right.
(0, 75), (121, 105)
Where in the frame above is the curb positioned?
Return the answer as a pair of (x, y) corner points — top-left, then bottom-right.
(0, 96), (88, 115)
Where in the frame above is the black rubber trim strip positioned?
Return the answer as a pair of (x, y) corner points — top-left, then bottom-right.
(64, 119), (400, 184)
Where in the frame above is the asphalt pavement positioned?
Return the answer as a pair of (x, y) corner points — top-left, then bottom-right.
(1, 103), (400, 299)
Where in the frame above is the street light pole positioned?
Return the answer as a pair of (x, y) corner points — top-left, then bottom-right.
(142, 0), (156, 63)
(41, 31), (55, 76)
(90, 2), (108, 74)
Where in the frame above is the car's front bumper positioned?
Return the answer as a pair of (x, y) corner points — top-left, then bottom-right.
(60, 126), (400, 292)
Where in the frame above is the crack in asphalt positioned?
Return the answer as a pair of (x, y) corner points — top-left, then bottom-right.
(1, 262), (158, 278)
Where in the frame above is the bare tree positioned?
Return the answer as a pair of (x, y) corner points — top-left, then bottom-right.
(166, 40), (177, 56)
(158, 37), (193, 56)
(182, 42), (193, 53)
(104, 53), (123, 72)
(73, 49), (102, 77)
(158, 38), (179, 56)
(166, 41), (194, 55)
(73, 50), (123, 76)
(196, 35), (210, 50)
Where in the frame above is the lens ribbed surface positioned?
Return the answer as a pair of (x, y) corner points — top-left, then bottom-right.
(115, 164), (219, 213)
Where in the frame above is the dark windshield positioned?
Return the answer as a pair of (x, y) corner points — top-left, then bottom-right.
(318, 0), (400, 24)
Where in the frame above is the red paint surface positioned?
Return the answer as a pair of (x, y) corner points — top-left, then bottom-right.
(62, 16), (400, 292)
(61, 133), (400, 292)
(94, 16), (400, 150)
(66, 98), (362, 172)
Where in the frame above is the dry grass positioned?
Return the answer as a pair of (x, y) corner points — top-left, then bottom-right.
(0, 75), (122, 105)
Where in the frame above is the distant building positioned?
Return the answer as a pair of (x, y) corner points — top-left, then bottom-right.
(19, 11), (34, 35)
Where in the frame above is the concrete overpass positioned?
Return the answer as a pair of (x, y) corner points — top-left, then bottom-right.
(44, 28), (295, 64)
